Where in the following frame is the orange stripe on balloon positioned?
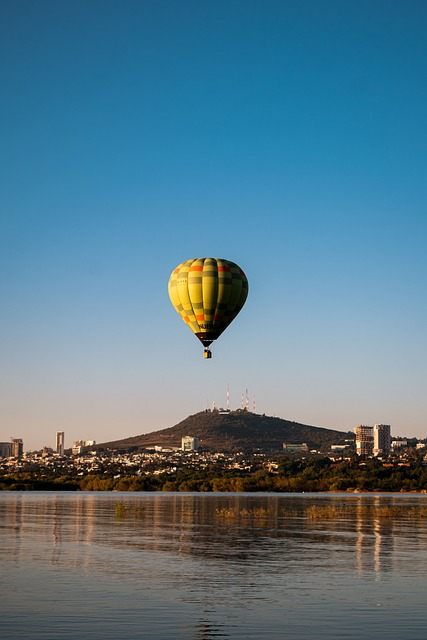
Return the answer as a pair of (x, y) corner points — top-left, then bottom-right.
(190, 266), (203, 271)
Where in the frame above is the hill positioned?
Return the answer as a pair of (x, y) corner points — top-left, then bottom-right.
(96, 410), (352, 453)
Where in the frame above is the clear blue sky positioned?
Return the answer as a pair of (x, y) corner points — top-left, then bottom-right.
(1, 0), (426, 450)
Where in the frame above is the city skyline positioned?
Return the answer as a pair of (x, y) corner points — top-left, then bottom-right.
(1, 1), (426, 450)
(2, 409), (424, 455)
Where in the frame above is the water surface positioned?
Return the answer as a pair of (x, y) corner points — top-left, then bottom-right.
(1, 492), (427, 639)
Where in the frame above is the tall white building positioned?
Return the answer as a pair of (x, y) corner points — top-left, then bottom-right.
(355, 425), (374, 456)
(373, 424), (391, 456)
(10, 438), (23, 458)
(56, 431), (65, 456)
(181, 435), (200, 452)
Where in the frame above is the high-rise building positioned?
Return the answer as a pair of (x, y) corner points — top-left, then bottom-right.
(0, 442), (12, 458)
(10, 438), (23, 458)
(373, 424), (391, 456)
(355, 425), (374, 456)
(56, 431), (65, 456)
(181, 435), (200, 452)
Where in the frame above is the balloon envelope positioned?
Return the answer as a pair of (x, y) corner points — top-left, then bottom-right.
(168, 257), (248, 352)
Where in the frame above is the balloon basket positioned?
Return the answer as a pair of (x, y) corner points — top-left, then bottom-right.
(203, 349), (212, 359)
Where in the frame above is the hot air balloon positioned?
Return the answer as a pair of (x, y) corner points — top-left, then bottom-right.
(168, 257), (248, 358)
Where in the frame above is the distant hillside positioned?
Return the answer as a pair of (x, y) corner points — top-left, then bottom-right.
(96, 410), (352, 453)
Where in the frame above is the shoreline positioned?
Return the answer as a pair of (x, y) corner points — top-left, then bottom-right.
(2, 488), (427, 495)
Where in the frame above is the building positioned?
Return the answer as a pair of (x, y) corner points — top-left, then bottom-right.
(10, 438), (23, 458)
(373, 424), (391, 456)
(330, 444), (350, 452)
(72, 439), (96, 455)
(283, 442), (309, 453)
(56, 431), (65, 456)
(355, 425), (374, 456)
(392, 439), (408, 450)
(181, 435), (200, 452)
(0, 442), (11, 458)
(72, 441), (83, 455)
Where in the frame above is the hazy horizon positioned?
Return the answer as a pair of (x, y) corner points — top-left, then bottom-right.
(1, 0), (426, 450)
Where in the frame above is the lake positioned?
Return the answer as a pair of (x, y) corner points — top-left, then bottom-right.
(1, 492), (427, 639)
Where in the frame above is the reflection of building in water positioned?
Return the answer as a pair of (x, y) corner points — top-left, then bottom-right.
(355, 425), (373, 456)
(51, 495), (96, 568)
(355, 498), (365, 573)
(1, 495), (98, 569)
(373, 510), (382, 576)
(373, 424), (391, 457)
(56, 431), (65, 456)
(355, 497), (395, 576)
(1, 496), (24, 560)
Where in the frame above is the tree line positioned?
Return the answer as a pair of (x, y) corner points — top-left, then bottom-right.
(2, 457), (427, 492)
